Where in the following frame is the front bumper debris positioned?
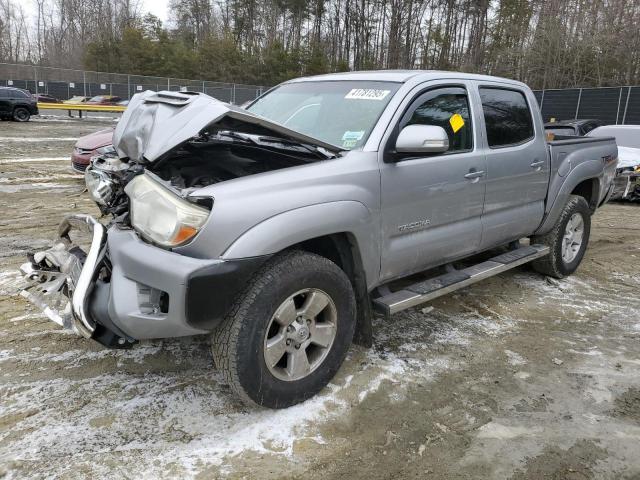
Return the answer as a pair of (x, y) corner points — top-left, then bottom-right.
(614, 170), (640, 201)
(20, 214), (270, 345)
(20, 214), (105, 338)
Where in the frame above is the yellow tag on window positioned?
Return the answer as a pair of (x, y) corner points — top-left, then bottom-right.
(450, 113), (465, 133)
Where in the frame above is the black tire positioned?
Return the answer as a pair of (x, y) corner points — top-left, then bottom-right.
(530, 194), (591, 279)
(13, 107), (30, 122)
(211, 250), (356, 408)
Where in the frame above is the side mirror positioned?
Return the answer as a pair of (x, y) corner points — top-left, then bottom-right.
(395, 125), (449, 154)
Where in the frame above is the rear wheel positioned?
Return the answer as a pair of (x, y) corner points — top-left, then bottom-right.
(211, 250), (356, 408)
(13, 107), (30, 122)
(531, 194), (591, 278)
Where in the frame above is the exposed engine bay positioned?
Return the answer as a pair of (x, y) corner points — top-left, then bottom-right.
(86, 129), (333, 221)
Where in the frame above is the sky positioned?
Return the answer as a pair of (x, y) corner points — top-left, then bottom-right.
(140, 0), (170, 23)
(23, 0), (171, 24)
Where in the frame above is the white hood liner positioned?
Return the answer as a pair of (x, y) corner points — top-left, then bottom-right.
(616, 146), (640, 169)
(113, 90), (344, 162)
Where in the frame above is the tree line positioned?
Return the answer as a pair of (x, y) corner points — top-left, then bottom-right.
(1, 0), (639, 89)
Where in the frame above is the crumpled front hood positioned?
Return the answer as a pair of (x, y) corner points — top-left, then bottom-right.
(113, 90), (344, 162)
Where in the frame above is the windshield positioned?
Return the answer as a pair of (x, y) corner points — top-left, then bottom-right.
(247, 81), (400, 149)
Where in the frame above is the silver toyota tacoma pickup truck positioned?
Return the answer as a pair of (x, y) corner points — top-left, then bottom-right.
(21, 71), (618, 408)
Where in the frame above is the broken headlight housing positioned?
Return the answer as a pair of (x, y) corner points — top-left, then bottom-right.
(85, 167), (115, 206)
(84, 146), (127, 207)
(125, 173), (210, 248)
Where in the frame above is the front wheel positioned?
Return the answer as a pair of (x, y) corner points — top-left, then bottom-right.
(531, 194), (591, 279)
(211, 250), (356, 408)
(13, 107), (31, 122)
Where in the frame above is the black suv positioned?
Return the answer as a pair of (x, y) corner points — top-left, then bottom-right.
(0, 87), (39, 122)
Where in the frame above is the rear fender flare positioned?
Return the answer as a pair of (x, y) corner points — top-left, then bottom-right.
(536, 160), (602, 235)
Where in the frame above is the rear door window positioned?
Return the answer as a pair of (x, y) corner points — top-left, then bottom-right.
(479, 87), (534, 147)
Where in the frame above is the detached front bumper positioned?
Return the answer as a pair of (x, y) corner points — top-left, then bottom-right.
(21, 214), (268, 347)
(21, 215), (105, 338)
(611, 169), (640, 201)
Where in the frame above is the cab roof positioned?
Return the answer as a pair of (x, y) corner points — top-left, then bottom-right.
(287, 70), (528, 87)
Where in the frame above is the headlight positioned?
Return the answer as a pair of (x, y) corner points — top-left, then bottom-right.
(85, 167), (114, 206)
(124, 173), (210, 247)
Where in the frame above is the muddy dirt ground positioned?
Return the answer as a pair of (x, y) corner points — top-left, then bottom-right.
(1, 116), (640, 480)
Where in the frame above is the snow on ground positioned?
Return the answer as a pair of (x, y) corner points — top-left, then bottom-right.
(0, 253), (516, 477)
(0, 157), (70, 164)
(0, 137), (79, 142)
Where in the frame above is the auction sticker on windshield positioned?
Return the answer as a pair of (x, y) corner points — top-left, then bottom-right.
(345, 89), (391, 100)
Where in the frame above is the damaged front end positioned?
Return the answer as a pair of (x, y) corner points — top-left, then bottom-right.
(611, 166), (640, 201)
(20, 90), (339, 347)
(20, 215), (127, 344)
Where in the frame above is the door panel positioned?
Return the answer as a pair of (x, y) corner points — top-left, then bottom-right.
(476, 85), (548, 249)
(379, 84), (486, 282)
(0, 90), (10, 115)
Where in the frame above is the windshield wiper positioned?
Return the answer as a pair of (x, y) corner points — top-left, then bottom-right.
(217, 131), (334, 159)
(254, 135), (335, 159)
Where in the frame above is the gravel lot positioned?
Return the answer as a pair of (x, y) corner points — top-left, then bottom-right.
(1, 117), (640, 479)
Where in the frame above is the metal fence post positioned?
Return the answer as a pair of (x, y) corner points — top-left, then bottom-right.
(232, 84), (236, 104)
(622, 87), (631, 125)
(83, 71), (86, 97)
(127, 75), (131, 99)
(34, 66), (38, 95)
(616, 87), (623, 124)
(540, 89), (545, 110)
(574, 88), (582, 119)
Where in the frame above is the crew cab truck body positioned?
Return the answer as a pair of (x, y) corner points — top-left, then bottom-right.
(21, 71), (617, 408)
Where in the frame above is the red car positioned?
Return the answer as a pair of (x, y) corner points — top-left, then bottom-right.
(71, 128), (114, 172)
(33, 93), (62, 103)
(85, 95), (123, 105)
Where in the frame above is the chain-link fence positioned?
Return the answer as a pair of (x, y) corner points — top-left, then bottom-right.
(3, 63), (639, 123)
(532, 86), (640, 125)
(0, 63), (266, 105)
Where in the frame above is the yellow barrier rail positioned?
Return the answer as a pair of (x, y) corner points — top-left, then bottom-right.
(38, 102), (126, 117)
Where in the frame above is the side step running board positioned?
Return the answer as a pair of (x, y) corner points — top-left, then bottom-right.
(373, 244), (550, 315)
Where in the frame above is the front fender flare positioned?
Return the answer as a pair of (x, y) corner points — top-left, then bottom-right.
(222, 201), (379, 289)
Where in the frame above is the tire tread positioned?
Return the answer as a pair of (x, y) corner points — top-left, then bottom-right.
(211, 250), (354, 407)
(531, 194), (590, 278)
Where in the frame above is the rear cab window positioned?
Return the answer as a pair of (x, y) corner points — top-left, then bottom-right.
(479, 87), (534, 148)
(545, 127), (576, 136)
